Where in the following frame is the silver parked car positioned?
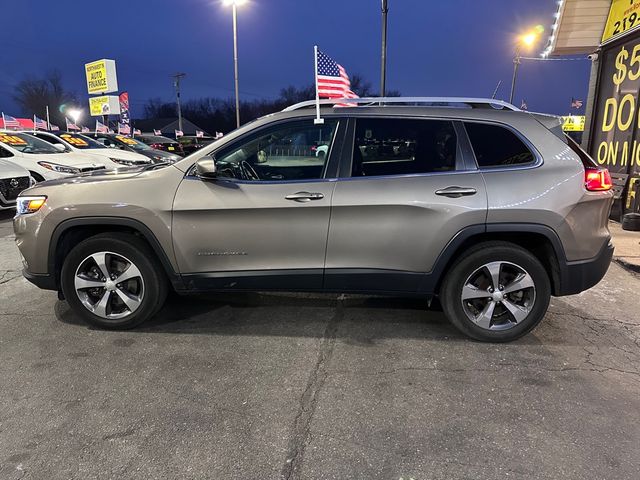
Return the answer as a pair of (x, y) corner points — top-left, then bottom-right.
(0, 158), (33, 210)
(13, 98), (614, 342)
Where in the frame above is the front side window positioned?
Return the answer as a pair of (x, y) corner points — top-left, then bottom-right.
(214, 120), (338, 181)
(465, 122), (535, 168)
(352, 118), (458, 177)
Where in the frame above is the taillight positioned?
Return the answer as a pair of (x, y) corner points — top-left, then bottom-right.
(585, 168), (612, 191)
(150, 143), (161, 149)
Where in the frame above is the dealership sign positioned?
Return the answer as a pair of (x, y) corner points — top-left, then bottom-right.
(89, 95), (121, 116)
(84, 59), (118, 94)
(602, 0), (640, 43)
(562, 115), (585, 132)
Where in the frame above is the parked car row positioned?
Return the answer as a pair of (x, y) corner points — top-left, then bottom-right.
(0, 130), (183, 210)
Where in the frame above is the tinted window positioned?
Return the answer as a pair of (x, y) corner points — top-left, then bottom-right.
(465, 122), (534, 168)
(215, 120), (338, 181)
(352, 118), (457, 177)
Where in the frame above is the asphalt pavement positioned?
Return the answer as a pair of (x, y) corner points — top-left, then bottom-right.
(0, 209), (639, 480)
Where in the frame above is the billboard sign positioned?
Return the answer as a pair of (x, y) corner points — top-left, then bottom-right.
(85, 59), (118, 94)
(602, 0), (640, 43)
(89, 95), (121, 116)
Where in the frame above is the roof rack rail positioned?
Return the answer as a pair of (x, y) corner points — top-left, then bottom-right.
(283, 97), (520, 112)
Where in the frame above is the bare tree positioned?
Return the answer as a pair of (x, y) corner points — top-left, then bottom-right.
(13, 70), (77, 125)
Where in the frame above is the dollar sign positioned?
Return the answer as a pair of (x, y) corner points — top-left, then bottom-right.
(613, 47), (629, 85)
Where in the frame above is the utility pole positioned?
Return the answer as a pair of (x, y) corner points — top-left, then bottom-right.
(172, 72), (186, 133)
(232, 2), (241, 128)
(380, 0), (389, 97)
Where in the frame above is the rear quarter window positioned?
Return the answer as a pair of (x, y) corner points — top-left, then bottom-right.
(465, 122), (535, 168)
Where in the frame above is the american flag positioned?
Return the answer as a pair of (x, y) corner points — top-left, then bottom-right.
(153, 129), (162, 135)
(118, 123), (131, 135)
(95, 120), (108, 133)
(571, 98), (583, 109)
(316, 50), (359, 106)
(81, 127), (90, 133)
(196, 130), (204, 138)
(66, 117), (80, 131)
(50, 124), (60, 131)
(520, 100), (528, 111)
(175, 129), (183, 137)
(133, 128), (141, 135)
(2, 113), (20, 129)
(34, 115), (48, 130)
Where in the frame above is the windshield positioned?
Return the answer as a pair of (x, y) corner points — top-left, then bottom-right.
(115, 135), (151, 151)
(0, 132), (60, 154)
(58, 133), (107, 150)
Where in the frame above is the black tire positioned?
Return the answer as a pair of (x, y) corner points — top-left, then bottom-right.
(440, 241), (551, 342)
(29, 171), (45, 183)
(60, 233), (168, 329)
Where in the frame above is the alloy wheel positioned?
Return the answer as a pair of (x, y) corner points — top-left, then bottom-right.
(460, 261), (536, 331)
(74, 252), (145, 320)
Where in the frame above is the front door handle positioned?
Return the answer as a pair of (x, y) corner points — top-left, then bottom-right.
(285, 191), (325, 202)
(435, 186), (477, 198)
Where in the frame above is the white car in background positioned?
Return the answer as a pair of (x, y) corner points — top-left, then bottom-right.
(0, 158), (34, 210)
(0, 132), (106, 182)
(28, 131), (151, 167)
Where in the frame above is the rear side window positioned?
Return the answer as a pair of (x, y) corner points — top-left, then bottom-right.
(465, 122), (535, 168)
(353, 118), (458, 177)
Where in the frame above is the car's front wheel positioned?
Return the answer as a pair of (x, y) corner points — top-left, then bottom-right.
(440, 242), (551, 342)
(61, 233), (167, 329)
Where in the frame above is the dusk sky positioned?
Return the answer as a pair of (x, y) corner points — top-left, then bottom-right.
(0, 0), (591, 118)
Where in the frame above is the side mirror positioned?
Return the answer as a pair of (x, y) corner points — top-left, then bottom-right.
(195, 156), (217, 179)
(52, 143), (66, 152)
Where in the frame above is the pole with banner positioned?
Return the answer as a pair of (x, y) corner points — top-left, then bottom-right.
(313, 45), (323, 125)
(118, 92), (131, 137)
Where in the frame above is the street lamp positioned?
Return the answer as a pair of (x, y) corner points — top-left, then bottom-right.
(223, 0), (247, 129)
(509, 26), (543, 105)
(68, 109), (82, 130)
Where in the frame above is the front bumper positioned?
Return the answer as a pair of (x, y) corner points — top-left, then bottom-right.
(22, 269), (57, 291)
(556, 241), (614, 296)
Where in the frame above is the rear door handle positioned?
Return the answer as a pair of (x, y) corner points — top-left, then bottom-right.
(434, 186), (477, 198)
(285, 191), (325, 202)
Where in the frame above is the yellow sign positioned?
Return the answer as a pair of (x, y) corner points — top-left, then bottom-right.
(60, 134), (89, 147)
(562, 115), (585, 132)
(116, 135), (137, 145)
(89, 95), (120, 116)
(84, 59), (118, 95)
(603, 0), (640, 42)
(0, 134), (27, 146)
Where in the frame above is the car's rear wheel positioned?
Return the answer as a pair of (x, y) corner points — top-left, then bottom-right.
(61, 233), (167, 329)
(440, 242), (551, 342)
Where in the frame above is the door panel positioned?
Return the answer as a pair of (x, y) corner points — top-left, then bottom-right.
(325, 173), (487, 291)
(172, 178), (335, 288)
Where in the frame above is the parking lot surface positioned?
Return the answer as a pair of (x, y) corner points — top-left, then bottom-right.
(0, 210), (639, 480)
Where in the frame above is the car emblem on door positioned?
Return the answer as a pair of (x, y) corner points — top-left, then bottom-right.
(9, 178), (19, 188)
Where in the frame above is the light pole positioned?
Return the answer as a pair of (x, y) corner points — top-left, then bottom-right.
(224, 0), (246, 129)
(509, 29), (541, 105)
(380, 0), (389, 97)
(68, 109), (82, 131)
(172, 72), (186, 133)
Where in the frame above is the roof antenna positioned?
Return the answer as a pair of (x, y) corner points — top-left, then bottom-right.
(491, 80), (502, 100)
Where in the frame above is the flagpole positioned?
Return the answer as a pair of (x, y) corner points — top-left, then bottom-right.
(33, 114), (36, 133)
(314, 46), (324, 125)
(1, 113), (5, 131)
(46, 106), (51, 130)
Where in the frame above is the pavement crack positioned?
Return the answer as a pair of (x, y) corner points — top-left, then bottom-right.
(280, 296), (343, 480)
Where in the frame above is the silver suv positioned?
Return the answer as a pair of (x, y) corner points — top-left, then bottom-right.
(13, 98), (614, 342)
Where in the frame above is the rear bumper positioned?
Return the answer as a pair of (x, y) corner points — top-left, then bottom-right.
(556, 241), (614, 296)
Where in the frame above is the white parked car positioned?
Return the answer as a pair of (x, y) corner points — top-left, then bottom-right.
(0, 158), (34, 210)
(0, 132), (106, 182)
(27, 131), (151, 167)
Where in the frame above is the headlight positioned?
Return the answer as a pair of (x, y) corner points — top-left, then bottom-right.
(37, 162), (80, 174)
(109, 157), (136, 166)
(16, 196), (47, 215)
